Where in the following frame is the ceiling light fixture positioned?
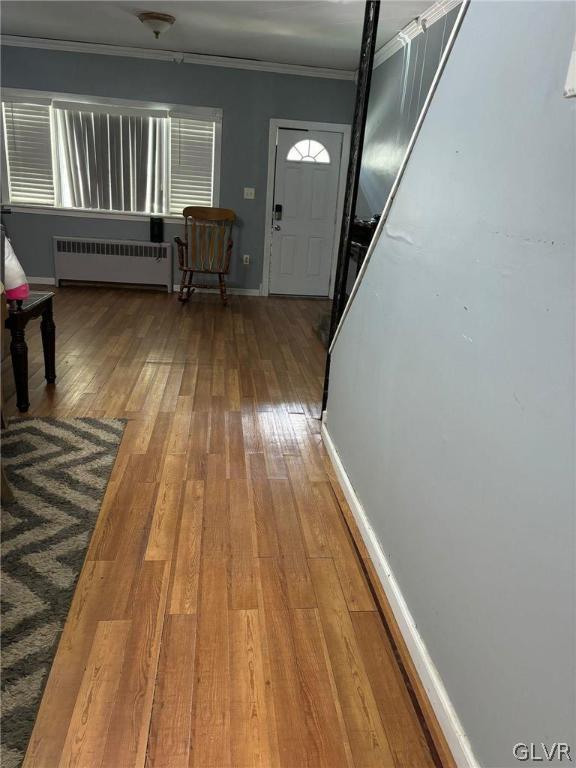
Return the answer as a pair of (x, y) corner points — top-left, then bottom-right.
(137, 11), (175, 40)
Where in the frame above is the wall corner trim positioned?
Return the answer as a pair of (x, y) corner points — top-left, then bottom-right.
(321, 419), (479, 768)
(0, 35), (356, 81)
(372, 0), (462, 69)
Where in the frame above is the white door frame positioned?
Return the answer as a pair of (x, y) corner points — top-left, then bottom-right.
(261, 118), (351, 298)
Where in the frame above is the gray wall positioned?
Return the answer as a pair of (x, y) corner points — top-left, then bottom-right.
(326, 2), (575, 766)
(356, 7), (458, 218)
(0, 46), (354, 287)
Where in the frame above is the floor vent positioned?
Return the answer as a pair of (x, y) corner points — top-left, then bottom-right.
(53, 236), (173, 292)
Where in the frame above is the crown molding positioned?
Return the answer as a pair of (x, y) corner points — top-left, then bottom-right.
(0, 35), (355, 81)
(373, 0), (461, 70)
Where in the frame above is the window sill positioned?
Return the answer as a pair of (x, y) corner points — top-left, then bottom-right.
(5, 205), (184, 224)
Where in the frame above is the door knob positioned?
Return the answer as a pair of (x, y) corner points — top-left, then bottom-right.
(274, 225), (281, 231)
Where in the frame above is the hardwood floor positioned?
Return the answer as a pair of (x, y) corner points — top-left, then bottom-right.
(3, 286), (438, 768)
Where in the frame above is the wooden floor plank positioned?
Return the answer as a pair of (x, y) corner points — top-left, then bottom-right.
(229, 609), (274, 768)
(309, 558), (396, 768)
(58, 620), (131, 768)
(192, 557), (231, 768)
(292, 608), (356, 768)
(286, 456), (331, 558)
(145, 481), (183, 561)
(227, 411), (247, 479)
(270, 479), (316, 609)
(260, 609), (312, 768)
(100, 561), (168, 768)
(201, 476), (229, 557)
(169, 480), (204, 615)
(167, 396), (194, 454)
(312, 481), (376, 612)
(351, 611), (437, 768)
(229, 479), (258, 610)
(22, 562), (115, 768)
(147, 614), (198, 768)
(251, 479), (280, 558)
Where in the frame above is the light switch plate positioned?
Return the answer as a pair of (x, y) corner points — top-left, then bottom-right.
(243, 187), (255, 199)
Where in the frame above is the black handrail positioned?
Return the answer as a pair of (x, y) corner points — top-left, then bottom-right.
(322, 0), (380, 412)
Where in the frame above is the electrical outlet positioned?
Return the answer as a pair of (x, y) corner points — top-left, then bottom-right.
(243, 254), (250, 265)
(243, 187), (255, 200)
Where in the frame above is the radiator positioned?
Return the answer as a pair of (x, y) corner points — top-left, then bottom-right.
(53, 237), (173, 292)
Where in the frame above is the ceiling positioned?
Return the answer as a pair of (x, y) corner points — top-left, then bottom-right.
(0, 1), (431, 71)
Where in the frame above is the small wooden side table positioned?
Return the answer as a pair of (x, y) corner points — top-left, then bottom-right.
(4, 291), (56, 413)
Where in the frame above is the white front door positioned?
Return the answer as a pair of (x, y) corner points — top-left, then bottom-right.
(269, 128), (343, 296)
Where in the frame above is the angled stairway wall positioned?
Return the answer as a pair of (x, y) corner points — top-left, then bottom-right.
(356, 4), (459, 219)
(324, 2), (576, 765)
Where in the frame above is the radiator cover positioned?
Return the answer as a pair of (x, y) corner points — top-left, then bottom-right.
(53, 236), (173, 292)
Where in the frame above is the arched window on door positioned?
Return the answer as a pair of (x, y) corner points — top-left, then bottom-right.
(286, 139), (331, 164)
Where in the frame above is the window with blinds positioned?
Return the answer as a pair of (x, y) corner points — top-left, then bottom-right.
(169, 116), (215, 213)
(1, 97), (219, 216)
(52, 103), (167, 214)
(2, 102), (55, 206)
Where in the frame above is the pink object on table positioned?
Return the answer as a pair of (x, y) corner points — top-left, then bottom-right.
(3, 236), (29, 300)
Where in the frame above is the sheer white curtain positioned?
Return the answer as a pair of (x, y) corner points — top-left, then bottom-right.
(53, 104), (167, 213)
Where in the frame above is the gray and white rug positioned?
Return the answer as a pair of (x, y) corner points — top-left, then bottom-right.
(1, 417), (125, 768)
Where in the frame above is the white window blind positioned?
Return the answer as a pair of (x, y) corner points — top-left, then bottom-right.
(169, 116), (215, 214)
(2, 102), (54, 206)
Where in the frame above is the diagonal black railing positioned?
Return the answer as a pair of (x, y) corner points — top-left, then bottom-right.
(321, 0), (380, 412)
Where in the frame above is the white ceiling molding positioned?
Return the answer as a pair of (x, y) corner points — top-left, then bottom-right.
(373, 0), (461, 70)
(0, 34), (355, 81)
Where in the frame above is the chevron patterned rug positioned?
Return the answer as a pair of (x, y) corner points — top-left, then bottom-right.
(1, 417), (125, 768)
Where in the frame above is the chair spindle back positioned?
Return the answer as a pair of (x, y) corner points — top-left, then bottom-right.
(180, 207), (235, 274)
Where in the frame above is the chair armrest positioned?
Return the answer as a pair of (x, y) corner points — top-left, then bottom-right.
(174, 237), (187, 268)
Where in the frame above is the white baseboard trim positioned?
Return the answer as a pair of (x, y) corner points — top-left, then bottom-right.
(27, 277), (57, 285)
(27, 278), (261, 296)
(171, 284), (262, 296)
(321, 419), (479, 768)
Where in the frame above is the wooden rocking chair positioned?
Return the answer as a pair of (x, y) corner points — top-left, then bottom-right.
(175, 207), (236, 305)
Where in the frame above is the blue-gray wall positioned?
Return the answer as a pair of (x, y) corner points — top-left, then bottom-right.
(1, 46), (354, 288)
(327, 2), (575, 764)
(356, 8), (458, 218)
